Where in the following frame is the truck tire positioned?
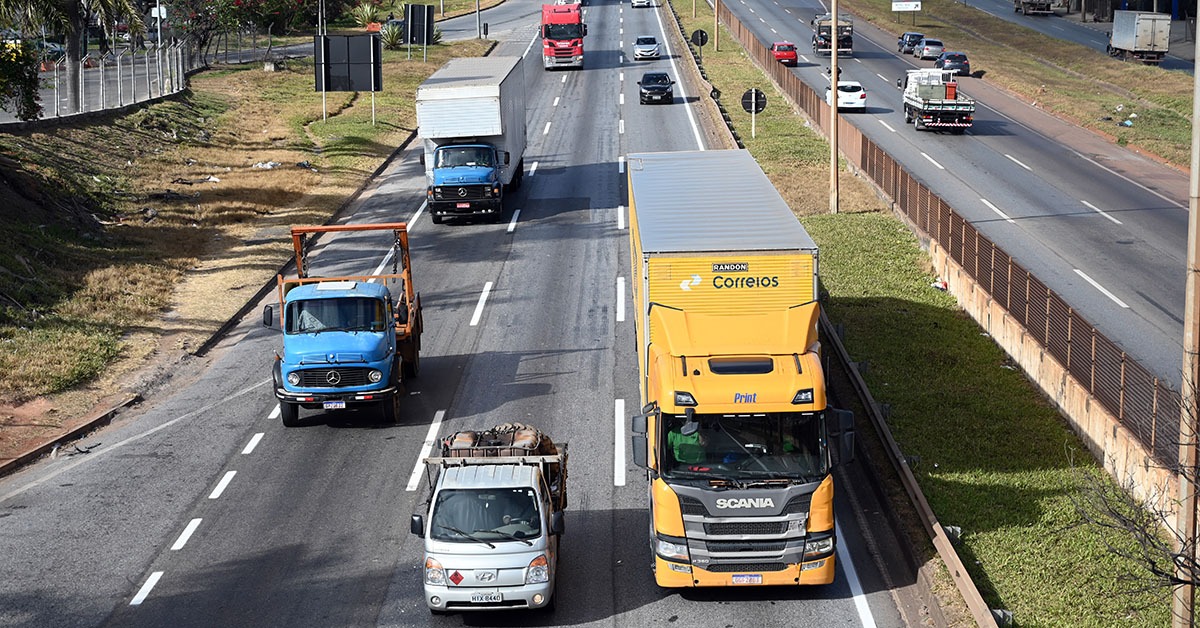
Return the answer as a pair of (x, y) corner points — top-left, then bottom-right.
(280, 402), (301, 427)
(431, 213), (444, 225)
(382, 393), (401, 424)
(402, 351), (420, 379)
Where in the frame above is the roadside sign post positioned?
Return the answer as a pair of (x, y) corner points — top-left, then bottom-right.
(892, 1), (921, 25)
(740, 88), (766, 138)
(690, 29), (708, 62)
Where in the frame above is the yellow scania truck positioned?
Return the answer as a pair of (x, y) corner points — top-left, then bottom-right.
(626, 149), (855, 588)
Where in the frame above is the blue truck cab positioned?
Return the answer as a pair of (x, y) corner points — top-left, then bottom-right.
(264, 224), (422, 426)
(426, 143), (508, 221)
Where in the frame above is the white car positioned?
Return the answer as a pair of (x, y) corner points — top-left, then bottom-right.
(824, 80), (867, 112)
(632, 35), (660, 60)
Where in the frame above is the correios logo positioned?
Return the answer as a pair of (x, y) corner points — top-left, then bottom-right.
(715, 497), (775, 509)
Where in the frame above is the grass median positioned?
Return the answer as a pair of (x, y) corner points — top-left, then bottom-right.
(668, 0), (1171, 624)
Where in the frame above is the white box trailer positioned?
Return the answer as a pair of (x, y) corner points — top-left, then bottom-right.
(1107, 10), (1170, 65)
(416, 56), (528, 222)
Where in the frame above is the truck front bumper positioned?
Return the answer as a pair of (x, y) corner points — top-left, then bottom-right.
(428, 198), (502, 217)
(652, 553), (836, 587)
(424, 581), (554, 612)
(543, 53), (583, 68)
(274, 385), (399, 408)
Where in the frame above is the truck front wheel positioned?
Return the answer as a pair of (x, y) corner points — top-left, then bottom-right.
(431, 213), (444, 225)
(280, 402), (301, 427)
(382, 393), (402, 424)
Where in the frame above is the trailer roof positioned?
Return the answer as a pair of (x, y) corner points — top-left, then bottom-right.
(627, 150), (817, 253)
(418, 56), (521, 94)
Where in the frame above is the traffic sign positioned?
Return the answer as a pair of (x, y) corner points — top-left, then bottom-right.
(690, 29), (708, 47)
(741, 88), (766, 114)
(892, 1), (921, 10)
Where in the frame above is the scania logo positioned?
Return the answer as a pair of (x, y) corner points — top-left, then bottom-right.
(457, 187), (468, 197)
(326, 370), (341, 385)
(715, 497), (775, 509)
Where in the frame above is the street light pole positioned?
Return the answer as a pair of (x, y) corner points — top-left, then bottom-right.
(477, 0), (482, 38)
(828, 0), (839, 214)
(155, 0), (163, 97)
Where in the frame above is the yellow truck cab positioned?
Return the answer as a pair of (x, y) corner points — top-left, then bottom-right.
(625, 150), (854, 588)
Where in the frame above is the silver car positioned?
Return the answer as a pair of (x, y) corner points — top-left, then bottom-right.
(633, 36), (661, 60)
(913, 38), (944, 60)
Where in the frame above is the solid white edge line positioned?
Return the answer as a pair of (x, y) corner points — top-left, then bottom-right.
(410, 199), (427, 226)
(1004, 154), (1032, 171)
(268, 404), (280, 420)
(0, 380), (271, 505)
(878, 120), (896, 133)
(170, 518), (202, 551)
(1074, 268), (1131, 308)
(614, 399), (626, 486)
(651, 6), (705, 150)
(208, 471), (236, 499)
(523, 27), (540, 58)
(1082, 200), (1122, 225)
(835, 521), (879, 627)
(919, 152), (945, 170)
(129, 571), (164, 606)
(407, 410), (448, 491)
(618, 205), (626, 230)
(469, 282), (494, 327)
(617, 277), (626, 323)
(979, 198), (1015, 224)
(241, 433), (264, 455)
(507, 209), (521, 233)
(529, 161), (539, 177)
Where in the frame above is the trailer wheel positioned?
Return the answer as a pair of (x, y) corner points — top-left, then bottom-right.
(904, 110), (912, 124)
(280, 402), (301, 427)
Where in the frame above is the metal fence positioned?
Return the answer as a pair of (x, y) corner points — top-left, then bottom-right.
(712, 1), (1183, 467)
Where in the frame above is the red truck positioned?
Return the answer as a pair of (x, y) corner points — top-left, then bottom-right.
(541, 4), (587, 69)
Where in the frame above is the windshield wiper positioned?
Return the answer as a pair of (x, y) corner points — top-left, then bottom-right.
(477, 528), (533, 546)
(436, 524), (495, 548)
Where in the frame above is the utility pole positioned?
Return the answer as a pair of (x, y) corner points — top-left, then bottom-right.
(476, 0), (482, 38)
(828, 0), (840, 214)
(155, 0), (163, 97)
(1174, 25), (1200, 628)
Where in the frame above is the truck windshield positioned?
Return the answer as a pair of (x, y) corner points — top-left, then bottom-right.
(661, 412), (828, 483)
(544, 23), (584, 39)
(434, 146), (493, 168)
(286, 297), (386, 334)
(430, 487), (541, 543)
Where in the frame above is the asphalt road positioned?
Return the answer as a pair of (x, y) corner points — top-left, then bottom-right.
(0, 2), (918, 627)
(732, 0), (1190, 387)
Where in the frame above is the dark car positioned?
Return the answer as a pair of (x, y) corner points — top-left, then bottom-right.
(898, 31), (923, 54)
(934, 51), (971, 76)
(637, 71), (675, 104)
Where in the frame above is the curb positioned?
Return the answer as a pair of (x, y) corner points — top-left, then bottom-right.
(0, 393), (141, 477)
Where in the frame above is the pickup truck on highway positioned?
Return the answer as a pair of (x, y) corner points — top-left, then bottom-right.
(899, 68), (975, 133)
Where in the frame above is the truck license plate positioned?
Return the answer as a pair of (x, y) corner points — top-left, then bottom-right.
(323, 400), (346, 409)
(470, 591), (502, 603)
(456, 202), (470, 208)
(732, 574), (762, 585)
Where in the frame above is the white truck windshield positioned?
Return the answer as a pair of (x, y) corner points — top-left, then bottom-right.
(430, 487), (541, 542)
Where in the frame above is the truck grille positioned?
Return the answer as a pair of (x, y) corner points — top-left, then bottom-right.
(704, 521), (788, 535)
(784, 494), (811, 514)
(298, 367), (371, 388)
(704, 540), (788, 552)
(706, 562), (788, 573)
(679, 496), (707, 516)
(433, 185), (490, 201)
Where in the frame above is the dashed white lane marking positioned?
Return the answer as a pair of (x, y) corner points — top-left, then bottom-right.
(406, 410), (448, 491)
(529, 161), (539, 177)
(920, 152), (945, 170)
(129, 571), (164, 606)
(980, 198), (1015, 224)
(619, 71), (624, 81)
(614, 399), (626, 487)
(268, 405), (280, 420)
(470, 282), (493, 327)
(553, 96), (560, 107)
(620, 93), (625, 106)
(543, 122), (552, 135)
(617, 277), (626, 323)
(618, 205), (626, 230)
(1082, 200), (1122, 225)
(561, 75), (567, 83)
(1074, 269), (1130, 308)
(241, 433), (264, 454)
(170, 519), (202, 551)
(209, 471), (236, 499)
(878, 120), (897, 133)
(508, 209), (521, 233)
(619, 119), (625, 134)
(619, 156), (626, 174)
(1004, 154), (1032, 171)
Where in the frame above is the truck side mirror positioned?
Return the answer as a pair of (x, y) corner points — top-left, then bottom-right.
(896, 77), (902, 88)
(632, 434), (648, 469)
(550, 511), (565, 536)
(263, 304), (277, 328)
(410, 514), (425, 537)
(503, 151), (511, 165)
(583, 24), (588, 36)
(419, 153), (425, 166)
(830, 408), (856, 463)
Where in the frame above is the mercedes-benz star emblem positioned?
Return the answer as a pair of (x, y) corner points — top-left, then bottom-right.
(326, 370), (341, 385)
(457, 187), (468, 198)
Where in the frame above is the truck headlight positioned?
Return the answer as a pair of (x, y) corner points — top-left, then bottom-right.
(674, 391), (697, 406)
(803, 536), (834, 559)
(491, 184), (501, 197)
(368, 369), (383, 383)
(526, 554), (549, 584)
(655, 535), (689, 562)
(425, 557), (446, 585)
(286, 372), (301, 386)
